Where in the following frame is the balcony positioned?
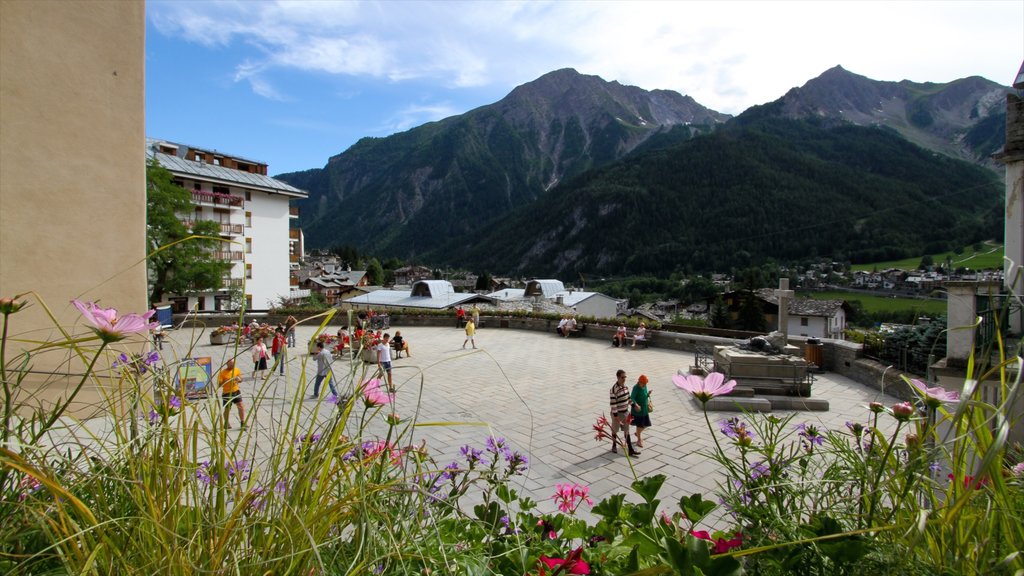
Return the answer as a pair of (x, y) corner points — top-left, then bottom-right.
(213, 250), (244, 261)
(289, 206), (300, 218)
(191, 190), (243, 208)
(221, 278), (244, 288)
(181, 219), (244, 236)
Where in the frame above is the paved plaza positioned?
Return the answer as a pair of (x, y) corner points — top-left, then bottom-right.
(149, 322), (905, 525)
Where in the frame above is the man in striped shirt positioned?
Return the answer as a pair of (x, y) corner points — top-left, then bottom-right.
(610, 369), (640, 456)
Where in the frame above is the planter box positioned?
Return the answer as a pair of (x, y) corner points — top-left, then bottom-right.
(210, 332), (235, 345)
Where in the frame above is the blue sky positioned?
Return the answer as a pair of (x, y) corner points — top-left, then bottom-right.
(146, 0), (1024, 176)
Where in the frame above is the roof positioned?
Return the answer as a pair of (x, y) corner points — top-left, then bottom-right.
(147, 138), (307, 198)
(486, 288), (526, 301)
(343, 280), (488, 310)
(749, 289), (847, 317)
(552, 290), (612, 307)
(524, 279), (566, 299)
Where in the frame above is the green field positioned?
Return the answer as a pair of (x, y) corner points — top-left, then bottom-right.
(803, 290), (947, 316)
(850, 241), (1003, 272)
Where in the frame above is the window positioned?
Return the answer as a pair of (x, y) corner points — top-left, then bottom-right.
(800, 317), (809, 326)
(246, 264), (252, 279)
(245, 295), (252, 309)
(194, 152), (203, 162)
(213, 157), (221, 166)
(245, 238), (252, 254)
(245, 211), (252, 227)
(212, 185), (229, 194)
(245, 191), (251, 202)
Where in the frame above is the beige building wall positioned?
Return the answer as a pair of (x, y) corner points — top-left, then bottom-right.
(0, 1), (147, 409)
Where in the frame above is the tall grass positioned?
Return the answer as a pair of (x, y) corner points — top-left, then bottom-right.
(1, 289), (1022, 575)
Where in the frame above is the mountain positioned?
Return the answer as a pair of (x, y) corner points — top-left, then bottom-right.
(749, 65), (1009, 169)
(448, 117), (1003, 277)
(277, 68), (730, 253)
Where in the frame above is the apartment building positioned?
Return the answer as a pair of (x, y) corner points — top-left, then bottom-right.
(147, 138), (308, 312)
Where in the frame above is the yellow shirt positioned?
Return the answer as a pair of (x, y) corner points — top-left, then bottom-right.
(465, 320), (475, 337)
(219, 367), (241, 394)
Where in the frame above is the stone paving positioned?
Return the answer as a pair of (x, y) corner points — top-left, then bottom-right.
(157, 323), (903, 526)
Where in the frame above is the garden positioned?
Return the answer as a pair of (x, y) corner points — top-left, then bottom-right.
(1, 293), (1022, 575)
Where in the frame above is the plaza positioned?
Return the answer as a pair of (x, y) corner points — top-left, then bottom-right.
(159, 322), (903, 523)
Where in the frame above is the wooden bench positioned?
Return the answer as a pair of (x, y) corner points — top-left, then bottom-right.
(566, 324), (586, 338)
(633, 334), (653, 349)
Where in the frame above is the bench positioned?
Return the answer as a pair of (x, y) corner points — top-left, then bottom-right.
(566, 324), (586, 338)
(632, 334), (653, 349)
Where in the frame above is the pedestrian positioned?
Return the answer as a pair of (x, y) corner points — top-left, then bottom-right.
(285, 315), (298, 347)
(471, 303), (480, 328)
(456, 306), (466, 328)
(609, 369), (640, 456)
(309, 341), (339, 399)
(271, 327), (287, 376)
(219, 358), (245, 430)
(630, 374), (652, 448)
(376, 333), (394, 393)
(251, 336), (269, 379)
(462, 318), (476, 349)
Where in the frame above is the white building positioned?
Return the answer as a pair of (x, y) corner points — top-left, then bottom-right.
(148, 138), (308, 311)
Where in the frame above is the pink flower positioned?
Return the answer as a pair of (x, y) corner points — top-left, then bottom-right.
(891, 402), (915, 421)
(1012, 462), (1024, 477)
(361, 378), (394, 407)
(539, 547), (590, 575)
(910, 379), (959, 409)
(552, 483), (593, 514)
(72, 299), (157, 343)
(673, 372), (737, 403)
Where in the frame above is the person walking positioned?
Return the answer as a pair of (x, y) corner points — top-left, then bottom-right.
(309, 341), (339, 399)
(462, 318), (476, 349)
(471, 304), (480, 328)
(610, 369), (640, 456)
(271, 327), (287, 376)
(251, 336), (269, 380)
(375, 333), (395, 393)
(630, 374), (652, 448)
(219, 358), (245, 430)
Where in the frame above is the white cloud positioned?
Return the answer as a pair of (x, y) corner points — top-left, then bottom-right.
(382, 103), (462, 133)
(149, 0), (1023, 112)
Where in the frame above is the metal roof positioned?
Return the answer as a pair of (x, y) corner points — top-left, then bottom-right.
(147, 140), (307, 198)
(343, 289), (482, 310)
(524, 279), (566, 298)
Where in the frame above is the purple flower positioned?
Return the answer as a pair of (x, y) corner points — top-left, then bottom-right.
(169, 396), (182, 410)
(719, 417), (755, 447)
(909, 378), (959, 409)
(673, 372), (737, 404)
(796, 422), (825, 447)
(750, 461), (770, 480)
(460, 445), (484, 465)
(148, 409), (159, 425)
(929, 461), (942, 473)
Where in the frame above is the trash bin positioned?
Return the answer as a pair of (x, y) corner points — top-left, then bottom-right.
(804, 338), (824, 370)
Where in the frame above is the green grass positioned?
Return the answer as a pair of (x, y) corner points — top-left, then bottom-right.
(850, 241), (1003, 272)
(803, 290), (947, 316)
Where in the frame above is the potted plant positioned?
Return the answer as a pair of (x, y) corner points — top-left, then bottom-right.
(209, 325), (238, 345)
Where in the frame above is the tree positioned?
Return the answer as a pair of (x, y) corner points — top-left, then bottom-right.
(475, 271), (492, 291)
(366, 258), (384, 286)
(918, 254), (934, 270)
(736, 292), (767, 332)
(710, 295), (731, 329)
(146, 159), (231, 304)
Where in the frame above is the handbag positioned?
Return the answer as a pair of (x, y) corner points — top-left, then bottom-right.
(647, 394), (655, 413)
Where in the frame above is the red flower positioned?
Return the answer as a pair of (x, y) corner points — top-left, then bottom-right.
(690, 529), (743, 554)
(948, 473), (988, 490)
(538, 547), (590, 575)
